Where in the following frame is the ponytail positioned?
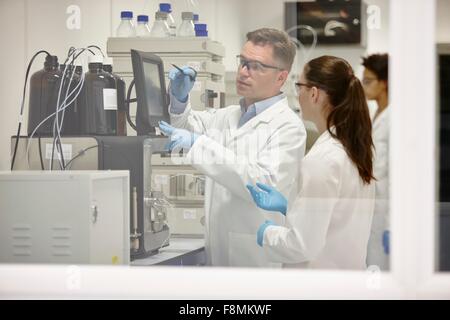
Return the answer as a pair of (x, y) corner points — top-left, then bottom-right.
(327, 76), (375, 184)
(305, 56), (375, 184)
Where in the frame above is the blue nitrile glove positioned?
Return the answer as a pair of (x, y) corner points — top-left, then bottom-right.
(158, 120), (199, 151)
(257, 220), (276, 247)
(169, 66), (197, 103)
(383, 230), (390, 255)
(246, 182), (288, 215)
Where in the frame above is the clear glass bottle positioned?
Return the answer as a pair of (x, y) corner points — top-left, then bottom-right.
(177, 12), (195, 37)
(116, 11), (136, 37)
(150, 11), (170, 38)
(159, 3), (176, 37)
(136, 15), (151, 37)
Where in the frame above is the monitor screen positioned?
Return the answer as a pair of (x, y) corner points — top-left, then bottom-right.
(131, 50), (169, 135)
(143, 61), (163, 116)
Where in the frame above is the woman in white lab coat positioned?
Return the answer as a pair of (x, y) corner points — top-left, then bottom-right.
(362, 53), (390, 270)
(247, 55), (376, 269)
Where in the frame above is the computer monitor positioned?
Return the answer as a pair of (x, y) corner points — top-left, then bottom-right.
(131, 49), (169, 135)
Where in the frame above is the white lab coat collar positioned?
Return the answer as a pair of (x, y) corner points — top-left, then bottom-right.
(313, 127), (336, 148)
(229, 97), (290, 140)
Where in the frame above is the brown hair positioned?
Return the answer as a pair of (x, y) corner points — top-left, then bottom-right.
(304, 55), (375, 184)
(246, 28), (296, 72)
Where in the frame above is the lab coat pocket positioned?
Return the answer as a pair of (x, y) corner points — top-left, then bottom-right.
(228, 232), (279, 268)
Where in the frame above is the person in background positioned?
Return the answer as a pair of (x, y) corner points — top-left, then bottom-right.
(362, 53), (390, 270)
(247, 55), (375, 269)
(159, 28), (306, 267)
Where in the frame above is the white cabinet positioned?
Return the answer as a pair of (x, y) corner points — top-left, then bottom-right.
(0, 171), (130, 265)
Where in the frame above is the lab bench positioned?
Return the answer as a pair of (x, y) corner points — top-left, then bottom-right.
(131, 237), (205, 266)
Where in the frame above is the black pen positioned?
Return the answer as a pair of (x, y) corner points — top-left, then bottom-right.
(171, 63), (196, 81)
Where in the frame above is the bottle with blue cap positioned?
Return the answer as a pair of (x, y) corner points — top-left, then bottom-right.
(195, 23), (208, 37)
(150, 11), (170, 38)
(192, 13), (208, 37)
(136, 15), (151, 37)
(159, 3), (176, 37)
(177, 11), (195, 37)
(116, 11), (136, 37)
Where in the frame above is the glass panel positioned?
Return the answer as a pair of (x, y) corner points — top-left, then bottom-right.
(1, 0), (394, 273)
(437, 0), (450, 271)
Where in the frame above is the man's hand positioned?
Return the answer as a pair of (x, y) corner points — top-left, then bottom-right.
(159, 121), (199, 151)
(169, 66), (197, 103)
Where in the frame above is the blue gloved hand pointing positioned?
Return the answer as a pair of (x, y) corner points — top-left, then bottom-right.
(169, 66), (197, 103)
(246, 182), (288, 215)
(158, 121), (199, 151)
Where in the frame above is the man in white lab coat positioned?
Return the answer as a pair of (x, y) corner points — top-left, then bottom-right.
(159, 28), (306, 267)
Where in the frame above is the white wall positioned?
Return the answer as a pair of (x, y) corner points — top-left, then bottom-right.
(0, 0), (26, 170)
(26, 0), (111, 62)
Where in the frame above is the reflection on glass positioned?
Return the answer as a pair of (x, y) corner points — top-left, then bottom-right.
(361, 54), (390, 271)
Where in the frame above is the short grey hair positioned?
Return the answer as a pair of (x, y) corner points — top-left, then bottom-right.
(246, 28), (296, 71)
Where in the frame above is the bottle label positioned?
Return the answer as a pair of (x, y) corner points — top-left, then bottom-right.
(45, 143), (72, 161)
(103, 88), (118, 110)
